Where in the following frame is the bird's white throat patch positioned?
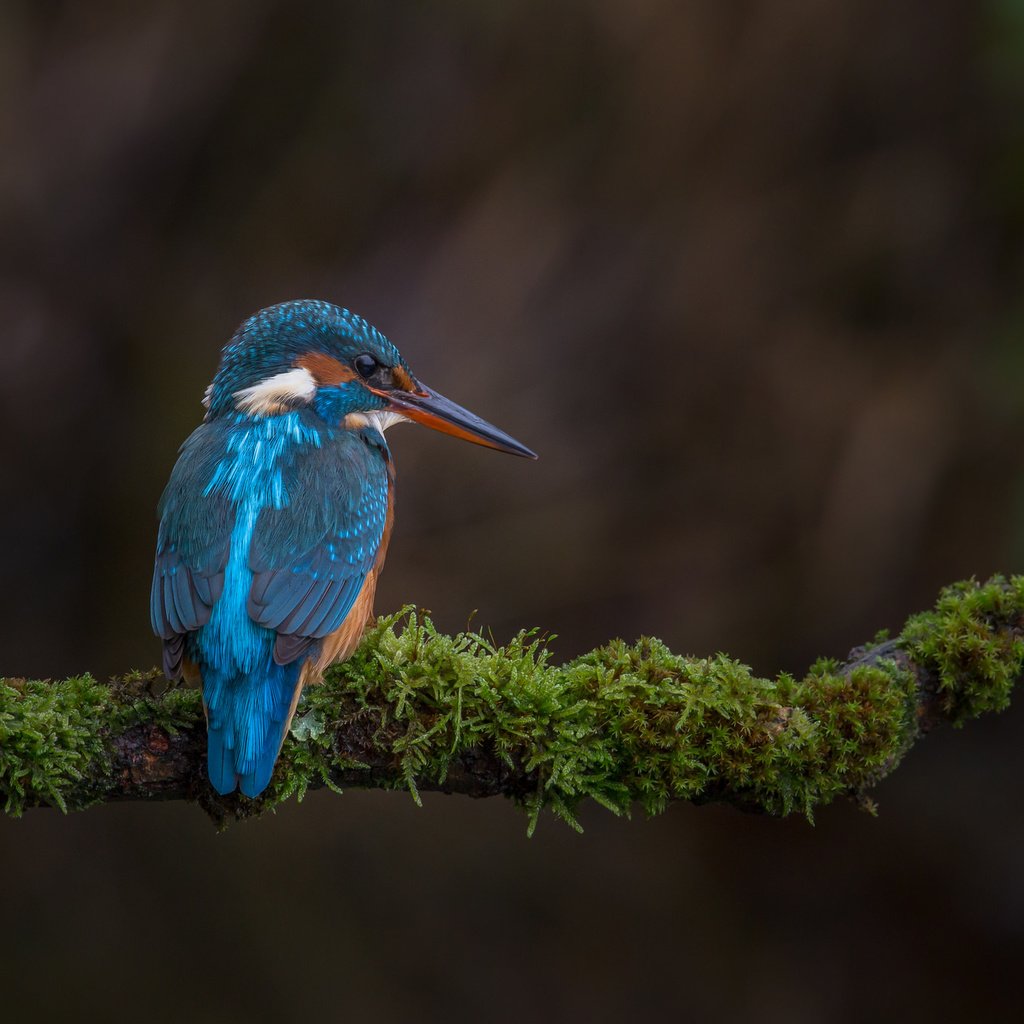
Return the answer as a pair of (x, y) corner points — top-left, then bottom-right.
(232, 367), (318, 415)
(345, 410), (408, 435)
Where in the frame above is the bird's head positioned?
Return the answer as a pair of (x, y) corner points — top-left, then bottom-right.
(204, 299), (536, 458)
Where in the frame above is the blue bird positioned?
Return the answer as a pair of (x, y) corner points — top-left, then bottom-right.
(151, 300), (535, 798)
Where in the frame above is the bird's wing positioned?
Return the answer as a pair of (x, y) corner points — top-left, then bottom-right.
(151, 422), (235, 678)
(247, 431), (391, 665)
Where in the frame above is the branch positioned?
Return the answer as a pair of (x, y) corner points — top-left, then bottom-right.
(2, 577), (1022, 830)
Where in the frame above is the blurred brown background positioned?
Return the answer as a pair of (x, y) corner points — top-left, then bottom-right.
(2, 1), (1024, 1020)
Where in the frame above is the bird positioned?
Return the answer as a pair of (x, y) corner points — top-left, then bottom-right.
(151, 299), (535, 798)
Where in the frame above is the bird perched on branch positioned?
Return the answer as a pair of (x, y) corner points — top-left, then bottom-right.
(151, 300), (535, 798)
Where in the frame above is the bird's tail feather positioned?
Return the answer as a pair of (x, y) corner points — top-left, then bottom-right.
(204, 659), (304, 798)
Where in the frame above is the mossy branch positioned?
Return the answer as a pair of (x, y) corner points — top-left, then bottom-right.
(2, 576), (1022, 830)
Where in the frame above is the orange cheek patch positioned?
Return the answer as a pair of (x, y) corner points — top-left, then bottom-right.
(296, 352), (357, 385)
(391, 365), (417, 392)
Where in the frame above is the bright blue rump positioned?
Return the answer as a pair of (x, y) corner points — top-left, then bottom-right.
(204, 656), (304, 797)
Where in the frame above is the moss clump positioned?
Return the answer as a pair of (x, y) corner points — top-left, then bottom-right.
(264, 612), (926, 830)
(105, 670), (204, 738)
(2, 576), (1022, 828)
(900, 576), (1024, 724)
(0, 675), (113, 814)
(0, 672), (203, 816)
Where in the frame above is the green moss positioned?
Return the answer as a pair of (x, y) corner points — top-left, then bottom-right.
(0, 675), (112, 814)
(899, 575), (1024, 724)
(0, 671), (204, 817)
(3, 576), (1022, 828)
(263, 611), (927, 829)
(105, 672), (204, 737)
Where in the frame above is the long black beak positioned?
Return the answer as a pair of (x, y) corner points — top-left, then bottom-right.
(374, 383), (537, 459)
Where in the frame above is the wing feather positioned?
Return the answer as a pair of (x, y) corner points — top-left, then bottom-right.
(150, 422), (235, 673)
(247, 431), (391, 665)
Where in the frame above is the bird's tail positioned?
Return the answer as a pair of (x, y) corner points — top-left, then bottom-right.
(204, 659), (304, 798)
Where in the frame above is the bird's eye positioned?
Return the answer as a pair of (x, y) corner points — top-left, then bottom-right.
(353, 354), (378, 379)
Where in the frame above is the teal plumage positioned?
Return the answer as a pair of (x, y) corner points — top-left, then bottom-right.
(152, 300), (535, 798)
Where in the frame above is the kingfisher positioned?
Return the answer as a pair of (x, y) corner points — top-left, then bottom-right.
(151, 299), (535, 798)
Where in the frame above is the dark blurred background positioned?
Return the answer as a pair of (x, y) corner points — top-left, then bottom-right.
(2, 1), (1023, 1020)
